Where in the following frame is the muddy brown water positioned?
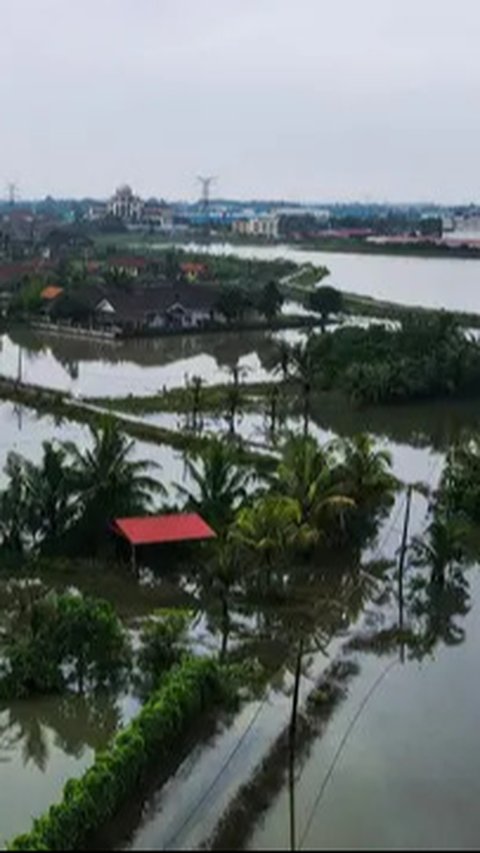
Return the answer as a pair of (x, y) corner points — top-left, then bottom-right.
(1, 318), (479, 848)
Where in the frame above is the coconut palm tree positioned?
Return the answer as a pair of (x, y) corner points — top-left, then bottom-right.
(411, 513), (468, 586)
(186, 375), (204, 431)
(177, 439), (251, 533)
(274, 339), (291, 383)
(23, 441), (74, 551)
(289, 341), (316, 436)
(335, 433), (398, 510)
(63, 418), (163, 550)
(270, 434), (353, 533)
(231, 494), (314, 589)
(0, 453), (30, 555)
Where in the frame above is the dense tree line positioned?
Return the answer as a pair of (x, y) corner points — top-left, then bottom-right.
(283, 313), (480, 405)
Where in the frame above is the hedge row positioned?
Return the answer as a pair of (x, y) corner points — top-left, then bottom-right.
(9, 657), (230, 851)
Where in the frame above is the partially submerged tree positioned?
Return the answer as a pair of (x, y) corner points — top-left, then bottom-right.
(64, 417), (164, 551)
(177, 439), (252, 533)
(308, 286), (344, 331)
(411, 514), (469, 587)
(0, 592), (130, 699)
(0, 453), (31, 556)
(257, 280), (284, 322)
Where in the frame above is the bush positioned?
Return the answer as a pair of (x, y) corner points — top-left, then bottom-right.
(0, 593), (130, 699)
(137, 610), (192, 693)
(8, 656), (231, 851)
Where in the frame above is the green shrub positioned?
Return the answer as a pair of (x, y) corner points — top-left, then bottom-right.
(8, 656), (231, 851)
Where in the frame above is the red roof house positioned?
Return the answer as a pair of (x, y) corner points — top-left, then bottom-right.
(112, 513), (216, 547)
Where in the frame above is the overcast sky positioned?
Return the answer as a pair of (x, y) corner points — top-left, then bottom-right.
(2, 0), (480, 203)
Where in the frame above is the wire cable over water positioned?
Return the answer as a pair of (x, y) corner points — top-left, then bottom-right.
(298, 658), (398, 850)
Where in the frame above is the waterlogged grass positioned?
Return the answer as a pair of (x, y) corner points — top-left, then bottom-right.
(343, 292), (480, 330)
(90, 382), (281, 416)
(0, 378), (274, 470)
(8, 657), (235, 852)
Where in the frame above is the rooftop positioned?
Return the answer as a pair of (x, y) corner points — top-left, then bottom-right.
(112, 513), (217, 546)
(40, 285), (64, 301)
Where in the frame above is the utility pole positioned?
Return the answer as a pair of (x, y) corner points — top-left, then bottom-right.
(197, 176), (216, 241)
(17, 344), (23, 385)
(398, 485), (413, 662)
(288, 635), (304, 852)
(7, 181), (18, 210)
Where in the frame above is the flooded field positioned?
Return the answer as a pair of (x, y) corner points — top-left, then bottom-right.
(0, 692), (137, 844)
(247, 576), (480, 850)
(0, 401), (189, 497)
(0, 325), (281, 398)
(1, 311), (480, 849)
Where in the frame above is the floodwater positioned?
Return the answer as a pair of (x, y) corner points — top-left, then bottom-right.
(0, 325), (279, 398)
(0, 692), (137, 845)
(0, 401), (189, 498)
(182, 242), (480, 313)
(2, 292), (480, 847)
(247, 576), (480, 850)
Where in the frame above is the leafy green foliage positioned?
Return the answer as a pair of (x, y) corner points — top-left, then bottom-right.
(437, 437), (480, 524)
(0, 420), (164, 557)
(0, 453), (31, 555)
(256, 280), (284, 321)
(215, 286), (254, 322)
(177, 439), (252, 533)
(8, 657), (231, 852)
(302, 313), (480, 405)
(308, 286), (344, 328)
(0, 592), (129, 699)
(137, 610), (192, 692)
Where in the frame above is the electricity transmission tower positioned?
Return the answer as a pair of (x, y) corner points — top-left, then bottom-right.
(197, 175), (216, 240)
(6, 181), (18, 208)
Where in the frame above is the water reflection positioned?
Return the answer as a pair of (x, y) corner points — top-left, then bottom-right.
(0, 328), (277, 397)
(0, 692), (121, 772)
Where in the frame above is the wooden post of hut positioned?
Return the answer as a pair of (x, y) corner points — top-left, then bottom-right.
(112, 513), (217, 580)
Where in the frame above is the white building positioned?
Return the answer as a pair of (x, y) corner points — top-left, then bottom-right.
(107, 185), (144, 223)
(232, 213), (279, 240)
(142, 200), (173, 231)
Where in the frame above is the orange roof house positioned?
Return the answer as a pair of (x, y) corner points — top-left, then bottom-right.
(40, 285), (64, 301)
(180, 262), (209, 281)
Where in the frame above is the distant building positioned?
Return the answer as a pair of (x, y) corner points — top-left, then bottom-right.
(232, 213), (279, 240)
(88, 187), (172, 230)
(108, 256), (149, 277)
(107, 185), (143, 223)
(278, 206), (330, 223)
(142, 199), (173, 231)
(60, 282), (225, 334)
(180, 261), (209, 282)
(87, 202), (108, 222)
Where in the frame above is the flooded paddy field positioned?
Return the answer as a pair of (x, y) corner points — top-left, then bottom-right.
(1, 311), (480, 849)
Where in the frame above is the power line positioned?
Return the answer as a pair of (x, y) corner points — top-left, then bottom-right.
(162, 499), (407, 850)
(297, 453), (448, 849)
(162, 689), (275, 849)
(298, 658), (398, 850)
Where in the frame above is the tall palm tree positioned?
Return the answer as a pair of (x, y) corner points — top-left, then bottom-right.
(177, 439), (251, 533)
(289, 340), (316, 435)
(334, 434), (397, 510)
(231, 494), (314, 589)
(63, 418), (163, 547)
(0, 453), (30, 555)
(23, 441), (73, 550)
(411, 514), (468, 586)
(270, 434), (353, 530)
(274, 339), (291, 383)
